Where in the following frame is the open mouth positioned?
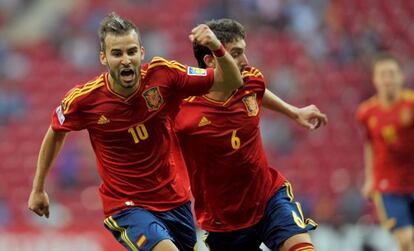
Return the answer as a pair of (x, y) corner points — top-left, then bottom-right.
(120, 68), (135, 83)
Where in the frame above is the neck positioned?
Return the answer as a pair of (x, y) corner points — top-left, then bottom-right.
(108, 74), (140, 97)
(379, 89), (402, 108)
(205, 90), (235, 102)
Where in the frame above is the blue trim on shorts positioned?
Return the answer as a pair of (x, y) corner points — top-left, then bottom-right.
(205, 182), (317, 251)
(104, 202), (196, 251)
(378, 193), (414, 231)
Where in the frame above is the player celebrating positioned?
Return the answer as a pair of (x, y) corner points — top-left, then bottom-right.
(357, 53), (414, 251)
(175, 19), (327, 251)
(28, 13), (242, 251)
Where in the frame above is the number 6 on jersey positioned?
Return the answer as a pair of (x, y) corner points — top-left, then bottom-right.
(231, 130), (241, 149)
(128, 124), (149, 143)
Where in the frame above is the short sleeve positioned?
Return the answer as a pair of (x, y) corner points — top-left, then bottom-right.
(148, 57), (214, 98)
(175, 66), (215, 97)
(51, 88), (85, 132)
(355, 103), (371, 140)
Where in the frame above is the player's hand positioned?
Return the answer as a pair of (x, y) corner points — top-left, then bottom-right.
(361, 180), (373, 199)
(189, 24), (221, 51)
(28, 190), (50, 218)
(295, 105), (328, 130)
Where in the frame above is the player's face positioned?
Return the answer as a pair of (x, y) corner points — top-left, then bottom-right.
(224, 39), (248, 72)
(100, 30), (144, 89)
(373, 60), (404, 96)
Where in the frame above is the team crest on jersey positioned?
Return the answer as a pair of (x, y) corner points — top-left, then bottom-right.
(242, 93), (259, 117)
(142, 86), (164, 111)
(400, 107), (412, 127)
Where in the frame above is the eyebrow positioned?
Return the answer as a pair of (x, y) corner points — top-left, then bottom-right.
(110, 46), (138, 52)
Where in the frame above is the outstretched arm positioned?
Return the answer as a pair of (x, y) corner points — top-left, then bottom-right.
(263, 89), (328, 130)
(28, 126), (67, 218)
(189, 24), (243, 92)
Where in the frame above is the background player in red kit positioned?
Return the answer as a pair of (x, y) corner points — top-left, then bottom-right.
(357, 53), (414, 251)
(27, 13), (243, 251)
(175, 19), (327, 251)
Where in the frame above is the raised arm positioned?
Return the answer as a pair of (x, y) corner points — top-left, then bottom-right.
(28, 126), (68, 218)
(263, 89), (328, 130)
(189, 24), (243, 92)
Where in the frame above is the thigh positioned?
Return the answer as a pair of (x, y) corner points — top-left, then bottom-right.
(259, 182), (317, 251)
(205, 228), (262, 251)
(372, 192), (414, 231)
(155, 202), (197, 251)
(104, 207), (172, 251)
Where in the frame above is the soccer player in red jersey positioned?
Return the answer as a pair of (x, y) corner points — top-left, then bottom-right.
(357, 53), (414, 251)
(27, 13), (243, 251)
(175, 19), (327, 251)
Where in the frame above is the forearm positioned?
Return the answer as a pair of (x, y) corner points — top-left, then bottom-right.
(213, 50), (243, 91)
(32, 127), (67, 192)
(363, 142), (374, 182)
(263, 89), (299, 120)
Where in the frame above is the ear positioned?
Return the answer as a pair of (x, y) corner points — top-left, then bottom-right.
(140, 46), (145, 61)
(203, 54), (216, 68)
(99, 51), (107, 66)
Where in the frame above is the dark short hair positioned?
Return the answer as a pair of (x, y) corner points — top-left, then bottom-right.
(193, 19), (246, 68)
(372, 52), (401, 69)
(98, 12), (141, 52)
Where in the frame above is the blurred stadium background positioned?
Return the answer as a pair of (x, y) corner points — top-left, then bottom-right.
(1, 0), (414, 250)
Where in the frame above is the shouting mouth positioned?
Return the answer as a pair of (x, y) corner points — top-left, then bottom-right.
(120, 68), (135, 83)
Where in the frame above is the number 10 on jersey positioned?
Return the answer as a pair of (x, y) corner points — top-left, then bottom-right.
(128, 124), (149, 143)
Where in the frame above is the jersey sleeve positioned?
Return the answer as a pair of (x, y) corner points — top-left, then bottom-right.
(355, 102), (372, 140)
(242, 66), (266, 99)
(149, 57), (214, 98)
(51, 86), (86, 132)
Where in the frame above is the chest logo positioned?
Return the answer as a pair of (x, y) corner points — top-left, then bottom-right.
(142, 86), (164, 111)
(198, 116), (211, 127)
(400, 107), (412, 127)
(242, 93), (259, 117)
(97, 115), (110, 125)
(381, 125), (397, 144)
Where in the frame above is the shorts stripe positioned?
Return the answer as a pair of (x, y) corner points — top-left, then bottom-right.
(285, 182), (294, 201)
(104, 216), (139, 251)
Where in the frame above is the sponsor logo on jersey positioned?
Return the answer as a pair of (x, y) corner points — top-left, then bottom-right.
(198, 116), (211, 127)
(242, 93), (259, 117)
(97, 115), (110, 125)
(187, 66), (207, 76)
(142, 86), (164, 111)
(56, 105), (65, 125)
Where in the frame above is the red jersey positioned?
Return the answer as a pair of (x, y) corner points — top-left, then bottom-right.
(174, 66), (285, 232)
(51, 57), (214, 217)
(357, 90), (414, 193)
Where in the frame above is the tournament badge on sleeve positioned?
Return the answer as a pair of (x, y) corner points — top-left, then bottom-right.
(142, 86), (164, 111)
(242, 93), (259, 117)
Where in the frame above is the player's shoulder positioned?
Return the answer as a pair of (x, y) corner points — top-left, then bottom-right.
(147, 56), (187, 73)
(61, 74), (106, 112)
(402, 89), (414, 102)
(241, 66), (265, 85)
(357, 95), (379, 116)
(242, 66), (264, 80)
